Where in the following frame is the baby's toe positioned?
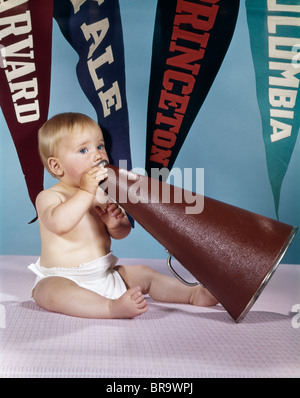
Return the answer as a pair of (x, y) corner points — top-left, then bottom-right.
(129, 286), (142, 301)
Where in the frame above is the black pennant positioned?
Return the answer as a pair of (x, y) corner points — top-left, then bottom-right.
(146, 0), (240, 178)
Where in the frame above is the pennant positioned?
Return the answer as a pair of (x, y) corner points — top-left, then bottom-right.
(0, 0), (53, 210)
(246, 0), (300, 217)
(53, 0), (132, 170)
(145, 0), (240, 178)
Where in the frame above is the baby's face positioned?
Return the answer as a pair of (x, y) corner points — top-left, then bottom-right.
(57, 124), (109, 185)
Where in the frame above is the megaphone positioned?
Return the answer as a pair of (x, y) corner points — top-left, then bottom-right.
(98, 160), (297, 322)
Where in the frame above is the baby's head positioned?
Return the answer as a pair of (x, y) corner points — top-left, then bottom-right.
(38, 113), (101, 177)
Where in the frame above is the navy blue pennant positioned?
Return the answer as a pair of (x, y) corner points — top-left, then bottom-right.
(53, 0), (132, 170)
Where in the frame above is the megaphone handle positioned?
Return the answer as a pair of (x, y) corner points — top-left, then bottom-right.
(166, 252), (203, 287)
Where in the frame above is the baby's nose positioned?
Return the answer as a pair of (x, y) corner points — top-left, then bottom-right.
(94, 153), (102, 164)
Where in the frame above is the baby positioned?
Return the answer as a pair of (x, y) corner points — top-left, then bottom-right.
(28, 112), (217, 319)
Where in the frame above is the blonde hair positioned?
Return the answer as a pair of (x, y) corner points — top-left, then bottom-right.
(38, 112), (98, 177)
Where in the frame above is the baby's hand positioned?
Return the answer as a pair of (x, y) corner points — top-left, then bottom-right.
(80, 166), (108, 195)
(95, 202), (125, 229)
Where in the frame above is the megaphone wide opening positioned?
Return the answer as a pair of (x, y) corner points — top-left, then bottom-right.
(235, 226), (298, 323)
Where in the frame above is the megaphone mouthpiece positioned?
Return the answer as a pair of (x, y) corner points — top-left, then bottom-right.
(97, 159), (108, 168)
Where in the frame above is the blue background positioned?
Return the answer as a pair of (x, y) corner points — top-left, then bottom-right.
(1, 1), (299, 263)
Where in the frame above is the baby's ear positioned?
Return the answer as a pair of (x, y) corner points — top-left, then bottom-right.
(48, 157), (64, 177)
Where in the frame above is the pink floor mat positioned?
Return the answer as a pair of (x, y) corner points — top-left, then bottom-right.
(0, 255), (299, 378)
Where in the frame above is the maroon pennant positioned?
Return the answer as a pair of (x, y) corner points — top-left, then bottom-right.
(0, 0), (53, 215)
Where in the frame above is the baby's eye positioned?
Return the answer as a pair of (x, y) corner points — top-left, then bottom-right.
(80, 148), (87, 154)
(97, 144), (104, 150)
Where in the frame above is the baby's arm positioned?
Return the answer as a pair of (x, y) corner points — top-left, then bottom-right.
(36, 167), (108, 235)
(36, 188), (94, 234)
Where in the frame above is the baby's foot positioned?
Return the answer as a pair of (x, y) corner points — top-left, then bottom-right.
(190, 285), (218, 307)
(109, 286), (148, 319)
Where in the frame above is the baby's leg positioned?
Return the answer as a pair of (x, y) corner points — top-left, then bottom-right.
(32, 276), (148, 319)
(117, 265), (218, 307)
